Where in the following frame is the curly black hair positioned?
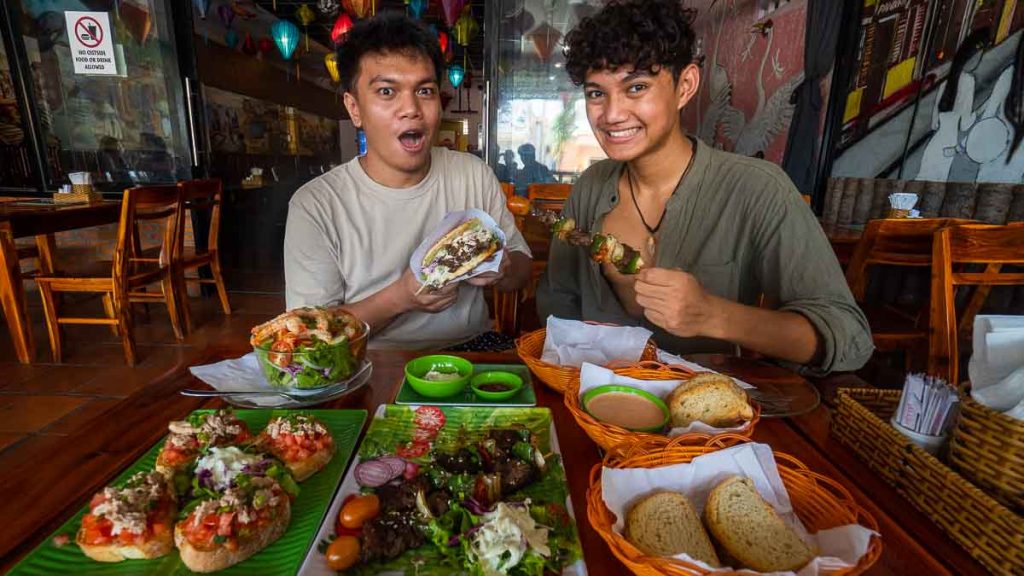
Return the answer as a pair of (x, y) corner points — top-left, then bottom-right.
(336, 11), (444, 94)
(563, 0), (697, 86)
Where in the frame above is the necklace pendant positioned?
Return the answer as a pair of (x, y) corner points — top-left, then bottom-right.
(647, 235), (657, 259)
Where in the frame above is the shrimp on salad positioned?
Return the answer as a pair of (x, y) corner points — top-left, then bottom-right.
(250, 307), (366, 388)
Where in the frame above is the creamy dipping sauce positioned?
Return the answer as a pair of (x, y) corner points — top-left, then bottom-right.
(585, 391), (666, 430)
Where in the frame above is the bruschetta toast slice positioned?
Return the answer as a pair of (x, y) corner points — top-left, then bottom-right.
(156, 409), (252, 480)
(76, 471), (176, 562)
(257, 413), (334, 482)
(174, 477), (291, 572)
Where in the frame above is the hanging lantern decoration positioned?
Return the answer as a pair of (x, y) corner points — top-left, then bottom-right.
(217, 3), (235, 28)
(331, 12), (353, 45)
(440, 0), (465, 28)
(295, 3), (316, 51)
(437, 30), (449, 55)
(453, 6), (478, 47)
(528, 22), (562, 63)
(448, 63), (465, 88)
(271, 19), (300, 60)
(225, 28), (240, 49)
(342, 0), (376, 19)
(317, 0), (340, 16)
(119, 1), (152, 45)
(445, 48), (455, 63)
(325, 52), (340, 83)
(193, 0), (211, 19)
(258, 36), (275, 58)
(242, 32), (258, 55)
(408, 0), (427, 20)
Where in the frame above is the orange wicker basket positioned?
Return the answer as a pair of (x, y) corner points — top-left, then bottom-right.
(565, 361), (759, 454)
(587, 435), (883, 575)
(515, 326), (657, 394)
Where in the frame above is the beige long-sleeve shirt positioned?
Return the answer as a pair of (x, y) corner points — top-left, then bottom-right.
(536, 138), (873, 374)
(284, 147), (530, 350)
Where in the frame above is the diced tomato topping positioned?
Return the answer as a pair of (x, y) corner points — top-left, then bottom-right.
(272, 431), (332, 463)
(160, 445), (195, 467)
(80, 513), (114, 545)
(217, 512), (235, 537)
(395, 440), (430, 459)
(413, 406), (446, 432)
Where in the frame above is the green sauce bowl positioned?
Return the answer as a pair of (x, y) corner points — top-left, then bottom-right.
(470, 371), (524, 401)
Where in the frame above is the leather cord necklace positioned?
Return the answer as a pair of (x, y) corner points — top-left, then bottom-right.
(625, 150), (695, 255)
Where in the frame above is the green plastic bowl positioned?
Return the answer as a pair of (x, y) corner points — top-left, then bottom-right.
(581, 385), (670, 432)
(404, 355), (474, 398)
(470, 371), (524, 401)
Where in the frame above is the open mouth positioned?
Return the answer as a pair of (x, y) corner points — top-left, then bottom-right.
(398, 130), (427, 152)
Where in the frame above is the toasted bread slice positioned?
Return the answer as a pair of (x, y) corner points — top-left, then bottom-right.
(287, 446), (334, 482)
(258, 414), (335, 482)
(667, 373), (753, 428)
(175, 498), (291, 573)
(625, 492), (719, 565)
(78, 530), (174, 562)
(704, 476), (816, 572)
(76, 472), (176, 563)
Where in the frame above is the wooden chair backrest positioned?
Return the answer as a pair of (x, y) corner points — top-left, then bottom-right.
(178, 178), (223, 250)
(500, 182), (515, 200)
(112, 185), (181, 285)
(928, 223), (1024, 384)
(527, 183), (572, 202)
(845, 218), (972, 301)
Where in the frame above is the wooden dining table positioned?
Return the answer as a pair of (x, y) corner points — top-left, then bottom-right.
(0, 347), (989, 575)
(0, 199), (121, 364)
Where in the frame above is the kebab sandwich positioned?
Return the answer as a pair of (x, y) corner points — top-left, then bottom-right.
(419, 217), (503, 290)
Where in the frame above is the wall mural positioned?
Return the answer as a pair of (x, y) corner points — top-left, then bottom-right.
(682, 0), (807, 164)
(831, 0), (1023, 184)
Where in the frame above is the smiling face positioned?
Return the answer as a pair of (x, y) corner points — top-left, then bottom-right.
(343, 50), (441, 187)
(582, 64), (699, 163)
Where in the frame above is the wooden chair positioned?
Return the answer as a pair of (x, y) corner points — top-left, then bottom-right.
(928, 224), (1024, 385)
(500, 182), (515, 200)
(527, 183), (572, 213)
(34, 185), (185, 366)
(175, 179), (231, 334)
(844, 218), (972, 369)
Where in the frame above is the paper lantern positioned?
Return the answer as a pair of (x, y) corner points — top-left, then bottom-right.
(296, 4), (315, 50)
(448, 63), (464, 88)
(440, 0), (465, 28)
(193, 0), (210, 19)
(437, 30), (449, 55)
(271, 19), (300, 60)
(225, 28), (240, 49)
(242, 32), (258, 55)
(453, 6), (477, 47)
(342, 0), (376, 18)
(331, 12), (353, 45)
(408, 0), (427, 20)
(258, 36), (275, 57)
(528, 22), (562, 63)
(325, 52), (340, 83)
(217, 3), (235, 28)
(317, 0), (340, 16)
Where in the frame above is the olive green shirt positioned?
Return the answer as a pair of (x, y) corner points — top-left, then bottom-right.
(536, 138), (873, 374)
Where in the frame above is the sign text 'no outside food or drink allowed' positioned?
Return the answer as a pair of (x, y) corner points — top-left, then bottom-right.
(65, 11), (117, 76)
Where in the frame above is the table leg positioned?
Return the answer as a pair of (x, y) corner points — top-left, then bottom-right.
(0, 223), (35, 363)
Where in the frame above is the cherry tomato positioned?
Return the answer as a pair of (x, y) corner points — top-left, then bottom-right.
(325, 535), (360, 571)
(395, 440), (430, 459)
(340, 494), (380, 529)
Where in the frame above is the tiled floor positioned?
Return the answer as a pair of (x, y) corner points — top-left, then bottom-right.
(0, 289), (285, 461)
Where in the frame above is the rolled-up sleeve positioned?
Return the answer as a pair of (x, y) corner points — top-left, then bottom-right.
(755, 191), (874, 374)
(536, 190), (583, 322)
(284, 196), (346, 309)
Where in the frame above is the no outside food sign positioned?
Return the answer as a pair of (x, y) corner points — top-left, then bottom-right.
(65, 11), (117, 76)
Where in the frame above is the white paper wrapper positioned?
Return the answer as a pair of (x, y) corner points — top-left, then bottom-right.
(409, 209), (506, 288)
(541, 317), (652, 367)
(601, 443), (877, 575)
(580, 363), (750, 435)
(189, 353), (345, 407)
(657, 349), (755, 390)
(969, 315), (1024, 392)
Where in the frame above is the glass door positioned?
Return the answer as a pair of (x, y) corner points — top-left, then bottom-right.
(0, 29), (38, 190)
(10, 0), (192, 191)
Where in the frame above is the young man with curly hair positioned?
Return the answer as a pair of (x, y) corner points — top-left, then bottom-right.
(537, 0), (872, 374)
(284, 13), (531, 350)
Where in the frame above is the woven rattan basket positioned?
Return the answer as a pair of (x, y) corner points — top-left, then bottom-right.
(949, 387), (1024, 513)
(587, 435), (882, 575)
(832, 388), (1024, 574)
(564, 361), (759, 454)
(514, 327), (657, 394)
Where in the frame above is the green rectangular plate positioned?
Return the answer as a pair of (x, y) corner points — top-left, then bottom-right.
(10, 409), (367, 576)
(394, 363), (537, 406)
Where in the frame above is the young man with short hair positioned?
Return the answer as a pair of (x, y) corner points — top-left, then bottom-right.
(285, 13), (531, 350)
(537, 0), (872, 373)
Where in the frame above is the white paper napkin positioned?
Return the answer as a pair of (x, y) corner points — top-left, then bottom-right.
(601, 443), (877, 575)
(541, 317), (652, 367)
(580, 363), (749, 435)
(189, 353), (339, 407)
(409, 209), (506, 287)
(657, 349), (755, 390)
(969, 315), (1024, 412)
